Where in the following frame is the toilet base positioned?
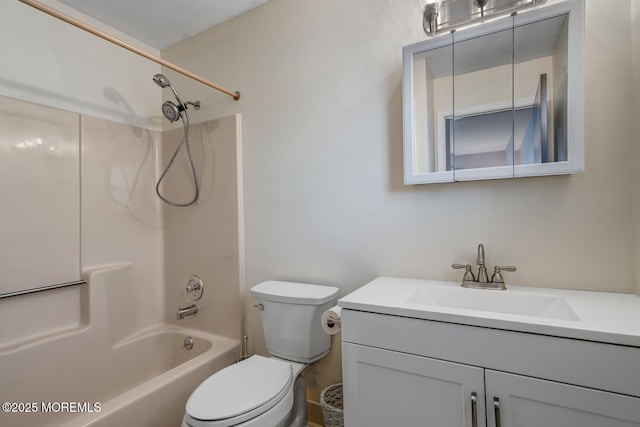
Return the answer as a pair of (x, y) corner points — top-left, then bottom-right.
(283, 374), (308, 427)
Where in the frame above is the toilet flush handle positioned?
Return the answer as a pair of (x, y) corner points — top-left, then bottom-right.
(254, 303), (264, 311)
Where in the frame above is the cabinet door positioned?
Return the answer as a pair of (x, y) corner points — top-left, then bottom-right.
(343, 343), (485, 427)
(485, 370), (640, 427)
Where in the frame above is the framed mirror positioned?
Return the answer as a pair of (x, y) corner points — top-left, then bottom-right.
(403, 0), (584, 185)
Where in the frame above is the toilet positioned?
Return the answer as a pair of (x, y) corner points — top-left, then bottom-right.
(181, 280), (339, 427)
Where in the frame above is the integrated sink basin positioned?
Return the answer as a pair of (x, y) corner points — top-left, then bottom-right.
(339, 277), (640, 347)
(407, 285), (581, 321)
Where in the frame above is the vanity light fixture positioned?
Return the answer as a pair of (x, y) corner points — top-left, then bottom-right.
(475, 0), (489, 21)
(421, 0), (547, 37)
(421, 0), (443, 36)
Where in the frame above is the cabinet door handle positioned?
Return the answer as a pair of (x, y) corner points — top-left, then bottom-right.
(470, 392), (477, 427)
(493, 397), (501, 427)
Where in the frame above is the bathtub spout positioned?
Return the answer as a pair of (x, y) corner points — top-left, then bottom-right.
(177, 304), (198, 320)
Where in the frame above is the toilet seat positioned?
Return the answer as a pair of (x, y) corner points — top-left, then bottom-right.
(184, 356), (294, 427)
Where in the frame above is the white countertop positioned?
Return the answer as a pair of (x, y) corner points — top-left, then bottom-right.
(338, 277), (640, 347)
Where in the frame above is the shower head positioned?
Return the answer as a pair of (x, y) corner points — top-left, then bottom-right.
(153, 73), (186, 110)
(152, 74), (200, 123)
(153, 74), (171, 88)
(159, 100), (201, 123)
(161, 100), (183, 123)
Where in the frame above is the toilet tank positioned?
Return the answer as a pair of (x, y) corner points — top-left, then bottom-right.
(251, 281), (339, 363)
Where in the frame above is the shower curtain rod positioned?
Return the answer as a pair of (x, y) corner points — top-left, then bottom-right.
(18, 0), (241, 101)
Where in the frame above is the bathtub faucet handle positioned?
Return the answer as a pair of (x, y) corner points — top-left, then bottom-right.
(185, 275), (204, 301)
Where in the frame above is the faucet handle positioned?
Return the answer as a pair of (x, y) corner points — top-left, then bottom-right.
(491, 265), (517, 284)
(452, 263), (476, 283)
(452, 263), (470, 269)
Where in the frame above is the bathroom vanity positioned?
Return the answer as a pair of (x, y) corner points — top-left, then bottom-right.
(339, 277), (640, 426)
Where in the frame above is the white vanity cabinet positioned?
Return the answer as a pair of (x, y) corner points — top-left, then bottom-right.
(341, 309), (640, 427)
(485, 370), (640, 427)
(343, 343), (485, 426)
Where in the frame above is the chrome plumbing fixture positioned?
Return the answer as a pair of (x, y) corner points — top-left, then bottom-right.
(160, 99), (200, 123)
(476, 243), (489, 283)
(185, 275), (204, 301)
(152, 73), (201, 207)
(452, 243), (517, 290)
(184, 336), (194, 350)
(152, 74), (201, 123)
(177, 304), (198, 320)
(237, 334), (250, 362)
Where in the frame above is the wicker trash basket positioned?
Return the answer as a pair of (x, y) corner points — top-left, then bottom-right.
(320, 383), (344, 427)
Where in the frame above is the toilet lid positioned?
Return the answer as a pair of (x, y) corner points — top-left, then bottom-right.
(186, 355), (293, 422)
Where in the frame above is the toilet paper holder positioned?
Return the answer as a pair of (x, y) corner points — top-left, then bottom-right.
(322, 305), (343, 335)
(326, 317), (341, 328)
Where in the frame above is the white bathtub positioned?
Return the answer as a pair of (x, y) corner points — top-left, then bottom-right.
(0, 265), (240, 427)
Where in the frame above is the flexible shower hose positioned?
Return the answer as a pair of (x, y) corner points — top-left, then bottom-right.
(155, 111), (200, 207)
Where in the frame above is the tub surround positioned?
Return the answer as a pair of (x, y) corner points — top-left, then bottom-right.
(0, 95), (81, 296)
(0, 95), (164, 348)
(0, 265), (240, 427)
(80, 113), (164, 331)
(0, 93), (243, 348)
(162, 113), (244, 340)
(0, 95), (243, 427)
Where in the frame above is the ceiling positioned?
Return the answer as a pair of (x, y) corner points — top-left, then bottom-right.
(57, 0), (270, 50)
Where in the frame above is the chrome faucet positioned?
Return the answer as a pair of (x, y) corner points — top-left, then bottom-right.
(176, 304), (198, 320)
(476, 243), (489, 283)
(452, 244), (517, 290)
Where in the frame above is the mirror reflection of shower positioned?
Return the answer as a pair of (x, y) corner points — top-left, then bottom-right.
(153, 73), (201, 207)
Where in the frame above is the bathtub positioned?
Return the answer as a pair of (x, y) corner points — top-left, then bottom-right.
(0, 265), (240, 427)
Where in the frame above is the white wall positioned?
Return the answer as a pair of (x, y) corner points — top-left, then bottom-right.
(161, 1), (639, 291)
(163, 0), (638, 400)
(1, 0), (161, 130)
(633, 0), (640, 295)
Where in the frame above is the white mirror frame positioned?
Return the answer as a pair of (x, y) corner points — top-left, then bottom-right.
(402, 0), (584, 185)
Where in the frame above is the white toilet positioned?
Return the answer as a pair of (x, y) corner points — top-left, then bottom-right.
(181, 280), (339, 427)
